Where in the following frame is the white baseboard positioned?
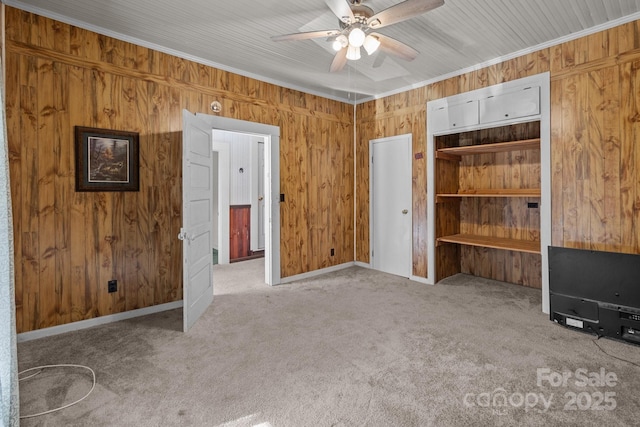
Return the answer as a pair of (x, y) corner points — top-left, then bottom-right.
(279, 262), (356, 284)
(17, 301), (183, 342)
(410, 275), (432, 285)
(354, 262), (430, 284)
(354, 261), (371, 269)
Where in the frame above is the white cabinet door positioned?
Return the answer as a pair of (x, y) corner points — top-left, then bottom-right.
(480, 86), (540, 124)
(429, 100), (479, 133)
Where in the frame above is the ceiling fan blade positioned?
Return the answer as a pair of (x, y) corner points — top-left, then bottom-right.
(372, 51), (388, 68)
(325, 0), (355, 25)
(367, 0), (444, 29)
(330, 48), (348, 73)
(271, 30), (340, 42)
(373, 33), (419, 61)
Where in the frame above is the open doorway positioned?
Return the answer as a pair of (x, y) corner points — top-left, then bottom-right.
(213, 130), (266, 264)
(181, 111), (280, 330)
(195, 113), (280, 287)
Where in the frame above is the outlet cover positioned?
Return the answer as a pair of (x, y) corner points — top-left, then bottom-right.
(108, 280), (117, 293)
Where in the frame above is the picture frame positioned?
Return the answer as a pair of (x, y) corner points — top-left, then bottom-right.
(74, 126), (140, 192)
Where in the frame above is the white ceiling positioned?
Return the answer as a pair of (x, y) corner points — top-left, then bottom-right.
(6, 0), (640, 103)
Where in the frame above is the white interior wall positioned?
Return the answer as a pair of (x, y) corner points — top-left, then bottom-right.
(212, 150), (219, 249)
(227, 132), (253, 205)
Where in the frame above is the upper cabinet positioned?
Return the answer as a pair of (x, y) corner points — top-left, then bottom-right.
(479, 86), (540, 124)
(429, 100), (479, 133)
(428, 78), (543, 134)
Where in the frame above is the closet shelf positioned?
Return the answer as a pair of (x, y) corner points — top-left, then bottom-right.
(436, 189), (541, 201)
(436, 138), (540, 158)
(436, 234), (541, 254)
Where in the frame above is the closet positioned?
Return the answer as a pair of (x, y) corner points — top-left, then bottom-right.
(427, 73), (551, 313)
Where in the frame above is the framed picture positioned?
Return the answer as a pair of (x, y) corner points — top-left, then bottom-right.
(75, 126), (140, 192)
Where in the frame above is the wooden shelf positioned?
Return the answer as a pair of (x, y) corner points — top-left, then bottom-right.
(437, 188), (541, 201)
(436, 138), (540, 157)
(436, 234), (541, 254)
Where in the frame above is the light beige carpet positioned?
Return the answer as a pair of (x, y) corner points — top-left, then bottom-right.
(18, 260), (640, 426)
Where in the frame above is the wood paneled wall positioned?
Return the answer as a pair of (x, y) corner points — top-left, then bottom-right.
(356, 20), (640, 278)
(3, 6), (354, 333)
(550, 22), (640, 253)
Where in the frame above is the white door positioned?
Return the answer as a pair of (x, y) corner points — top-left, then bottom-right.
(257, 141), (265, 250)
(371, 134), (412, 278)
(180, 110), (214, 332)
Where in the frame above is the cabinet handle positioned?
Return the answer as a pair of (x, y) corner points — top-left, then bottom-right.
(402, 209), (408, 214)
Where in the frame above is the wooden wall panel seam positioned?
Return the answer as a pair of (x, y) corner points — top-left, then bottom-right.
(550, 47), (640, 81)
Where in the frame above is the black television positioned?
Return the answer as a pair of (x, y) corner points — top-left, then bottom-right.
(548, 246), (640, 345)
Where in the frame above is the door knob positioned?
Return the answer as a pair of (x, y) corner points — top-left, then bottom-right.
(402, 209), (408, 214)
(178, 229), (195, 243)
(258, 196), (264, 201)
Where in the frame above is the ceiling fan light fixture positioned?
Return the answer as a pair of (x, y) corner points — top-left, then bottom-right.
(363, 35), (380, 55)
(346, 45), (361, 60)
(332, 34), (348, 51)
(348, 27), (366, 48)
(271, 0), (445, 72)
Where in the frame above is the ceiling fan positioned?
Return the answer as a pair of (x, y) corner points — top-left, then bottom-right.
(271, 0), (444, 72)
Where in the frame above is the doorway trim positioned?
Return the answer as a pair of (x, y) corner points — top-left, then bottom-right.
(212, 139), (230, 265)
(250, 139), (266, 252)
(196, 114), (281, 286)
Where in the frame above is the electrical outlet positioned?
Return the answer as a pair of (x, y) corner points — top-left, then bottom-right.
(108, 280), (117, 293)
(331, 248), (335, 256)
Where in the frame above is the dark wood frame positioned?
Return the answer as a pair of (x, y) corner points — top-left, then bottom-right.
(74, 126), (140, 192)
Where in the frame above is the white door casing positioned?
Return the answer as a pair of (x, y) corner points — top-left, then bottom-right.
(212, 137), (230, 265)
(195, 113), (280, 286)
(250, 137), (266, 252)
(370, 134), (413, 278)
(258, 141), (266, 250)
(181, 110), (215, 332)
